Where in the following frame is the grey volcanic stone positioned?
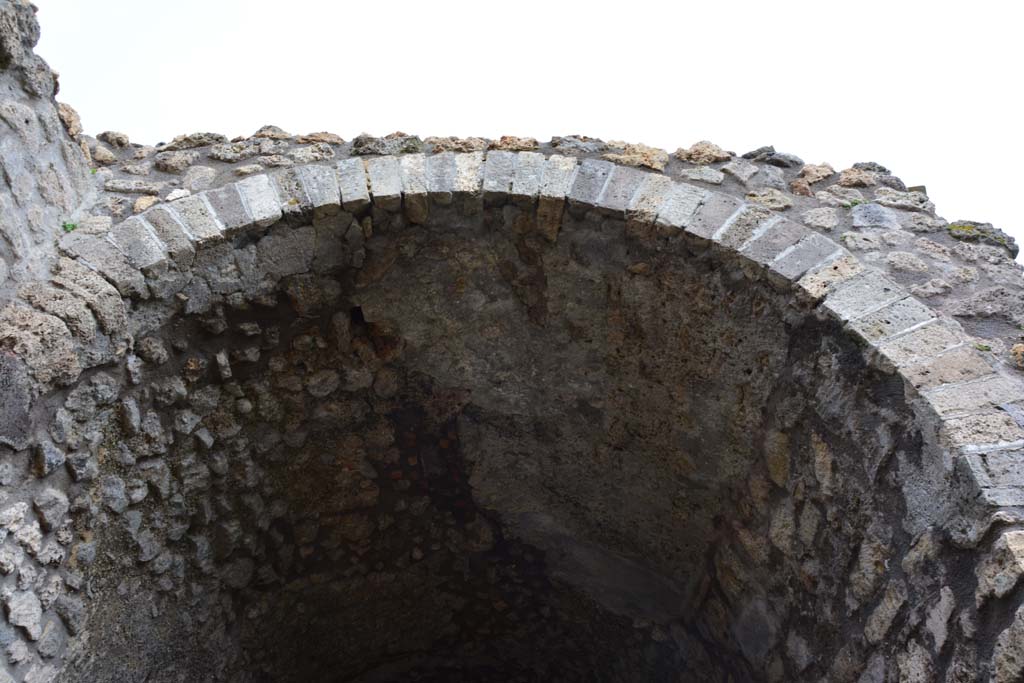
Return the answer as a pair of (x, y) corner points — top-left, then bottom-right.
(5, 591), (42, 640)
(0, 353), (32, 450)
(34, 441), (65, 477)
(32, 488), (68, 531)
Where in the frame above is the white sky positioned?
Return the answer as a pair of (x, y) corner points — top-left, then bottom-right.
(35, 0), (1024, 255)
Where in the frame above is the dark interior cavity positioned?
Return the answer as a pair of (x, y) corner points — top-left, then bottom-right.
(50, 205), (923, 682)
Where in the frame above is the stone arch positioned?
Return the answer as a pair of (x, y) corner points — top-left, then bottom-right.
(2, 145), (1024, 682)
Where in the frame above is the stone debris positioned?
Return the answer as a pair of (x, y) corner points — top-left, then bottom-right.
(675, 140), (732, 165)
(602, 142), (669, 171)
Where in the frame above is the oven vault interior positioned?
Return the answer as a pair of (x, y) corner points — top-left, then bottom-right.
(50, 204), (930, 682)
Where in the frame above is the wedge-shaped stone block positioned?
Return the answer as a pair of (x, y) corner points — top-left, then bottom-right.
(235, 174), (283, 228)
(482, 150), (516, 205)
(923, 374), (1024, 418)
(740, 219), (811, 266)
(770, 232), (842, 283)
(822, 269), (903, 322)
(685, 193), (744, 241)
(204, 184), (253, 237)
(58, 232), (147, 298)
(795, 250), (863, 300)
(986, 449), (1024, 488)
(297, 164), (340, 212)
(143, 205), (195, 268)
(875, 319), (966, 370)
(109, 216), (167, 274)
(596, 165), (645, 216)
(426, 152), (456, 205)
(365, 156), (402, 211)
(537, 154), (578, 241)
(626, 174), (675, 235)
(626, 181), (671, 241)
(511, 152), (545, 204)
(903, 346), (995, 390)
(453, 152), (484, 196)
(336, 158), (370, 213)
(712, 206), (776, 250)
(51, 257), (129, 337)
(943, 409), (1024, 450)
(171, 194), (225, 245)
(654, 183), (706, 231)
(399, 154), (429, 224)
(848, 296), (936, 343)
(978, 486), (1024, 507)
(272, 168), (313, 218)
(568, 158), (614, 209)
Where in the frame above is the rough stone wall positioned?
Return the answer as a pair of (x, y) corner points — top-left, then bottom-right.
(0, 137), (1020, 682)
(0, 0), (93, 288)
(3, 9), (1024, 683)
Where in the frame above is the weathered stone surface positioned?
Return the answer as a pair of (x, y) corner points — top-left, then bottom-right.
(654, 182), (706, 231)
(399, 153), (429, 224)
(822, 270), (903, 321)
(154, 150), (197, 173)
(490, 135), (538, 151)
(365, 156), (402, 210)
(537, 154), (577, 240)
(848, 296), (935, 342)
(510, 151), (545, 204)
(746, 187), (792, 211)
(109, 216), (167, 273)
(204, 183), (253, 236)
(852, 203), (901, 230)
(0, 1), (92, 287)
(0, 304), (80, 385)
(722, 158), (759, 184)
(626, 173), (674, 231)
(596, 164), (646, 216)
(948, 220), (1019, 257)
(676, 140), (731, 165)
(425, 135), (488, 153)
(684, 166), (725, 184)
(19, 283), (96, 342)
(235, 173), (283, 228)
(713, 206), (775, 250)
(686, 192), (743, 240)
(0, 352), (32, 449)
(58, 232), (148, 298)
(160, 132), (228, 150)
(32, 487), (68, 531)
(771, 232), (843, 282)
(482, 150), (516, 205)
(336, 157), (370, 213)
(453, 151), (484, 198)
(50, 257), (129, 338)
(271, 168), (312, 219)
(168, 194), (224, 245)
(994, 605), (1024, 683)
(350, 132), (423, 156)
(5, 591), (42, 640)
(740, 219), (811, 266)
(603, 142), (669, 171)
(976, 531), (1024, 606)
(568, 158), (614, 209)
